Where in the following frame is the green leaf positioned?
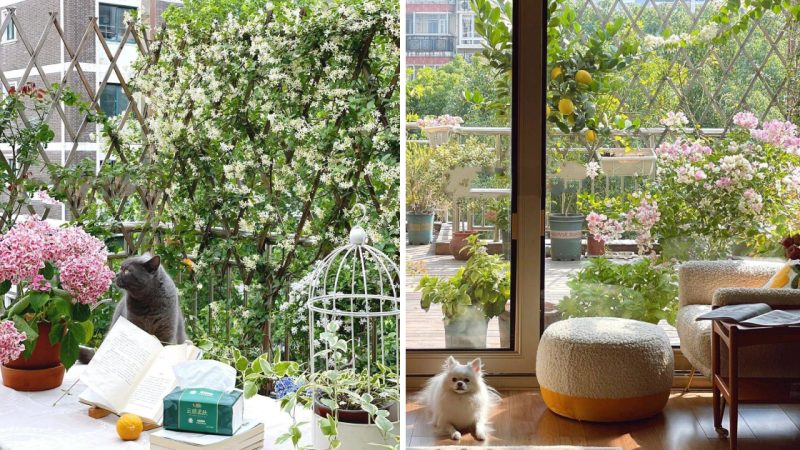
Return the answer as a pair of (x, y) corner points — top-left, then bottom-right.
(6, 296), (31, 317)
(49, 320), (65, 345)
(78, 321), (94, 344)
(46, 296), (72, 322)
(0, 280), (11, 296)
(29, 292), (50, 311)
(60, 327), (81, 370)
(72, 303), (90, 322)
(13, 316), (38, 360)
(40, 262), (56, 280)
(244, 380), (258, 398)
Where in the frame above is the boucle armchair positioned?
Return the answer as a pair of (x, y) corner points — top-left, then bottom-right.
(677, 260), (800, 378)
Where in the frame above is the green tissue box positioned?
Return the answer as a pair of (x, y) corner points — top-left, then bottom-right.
(163, 387), (244, 435)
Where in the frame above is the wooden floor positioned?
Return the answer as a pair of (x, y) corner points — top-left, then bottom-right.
(406, 390), (800, 449)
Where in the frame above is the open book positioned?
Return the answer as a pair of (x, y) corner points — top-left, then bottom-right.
(695, 303), (772, 323)
(78, 317), (201, 426)
(696, 303), (800, 327)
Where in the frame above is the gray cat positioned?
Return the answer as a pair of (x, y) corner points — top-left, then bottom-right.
(79, 254), (187, 364)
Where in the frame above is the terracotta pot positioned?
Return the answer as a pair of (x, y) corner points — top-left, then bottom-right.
(1, 322), (66, 391)
(449, 231), (480, 261)
(587, 235), (606, 256)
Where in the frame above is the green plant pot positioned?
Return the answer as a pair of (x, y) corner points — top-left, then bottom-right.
(407, 213), (434, 245)
(549, 213), (584, 261)
(443, 315), (489, 349)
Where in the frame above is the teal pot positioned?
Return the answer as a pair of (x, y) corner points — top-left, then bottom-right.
(407, 213), (434, 245)
(549, 213), (585, 261)
(444, 313), (489, 349)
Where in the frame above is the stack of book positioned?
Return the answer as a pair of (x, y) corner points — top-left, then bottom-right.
(149, 420), (264, 450)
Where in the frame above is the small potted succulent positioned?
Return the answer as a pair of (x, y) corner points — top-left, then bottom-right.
(417, 115), (463, 148)
(0, 218), (115, 391)
(419, 235), (510, 348)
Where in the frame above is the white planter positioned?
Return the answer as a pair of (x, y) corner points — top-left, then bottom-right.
(598, 148), (656, 177)
(553, 161), (588, 181)
(312, 412), (399, 450)
(422, 125), (454, 148)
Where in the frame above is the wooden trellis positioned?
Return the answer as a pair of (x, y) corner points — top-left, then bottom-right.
(563, 0), (800, 131)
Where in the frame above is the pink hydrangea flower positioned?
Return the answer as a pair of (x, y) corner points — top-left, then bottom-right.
(733, 112), (759, 130)
(32, 190), (61, 206)
(60, 255), (116, 305)
(0, 218), (113, 306)
(29, 274), (52, 291)
(0, 320), (26, 365)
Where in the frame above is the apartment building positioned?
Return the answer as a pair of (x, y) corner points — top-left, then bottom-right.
(406, 0), (484, 76)
(0, 0), (179, 219)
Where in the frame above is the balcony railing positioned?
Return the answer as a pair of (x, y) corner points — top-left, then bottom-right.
(406, 35), (455, 54)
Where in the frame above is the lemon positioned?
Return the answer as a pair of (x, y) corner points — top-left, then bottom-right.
(551, 66), (563, 80)
(546, 105), (552, 117)
(116, 414), (143, 441)
(568, 115), (576, 125)
(558, 98), (575, 116)
(585, 129), (597, 143)
(575, 69), (593, 85)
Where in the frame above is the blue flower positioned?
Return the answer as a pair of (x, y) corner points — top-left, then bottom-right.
(274, 376), (300, 399)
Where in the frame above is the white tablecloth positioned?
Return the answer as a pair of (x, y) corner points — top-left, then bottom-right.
(0, 365), (310, 449)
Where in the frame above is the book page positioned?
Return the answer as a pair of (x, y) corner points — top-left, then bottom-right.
(122, 344), (200, 423)
(696, 303), (772, 322)
(79, 317), (162, 413)
(741, 309), (800, 327)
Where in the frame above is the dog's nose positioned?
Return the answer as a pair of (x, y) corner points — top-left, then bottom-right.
(456, 381), (465, 389)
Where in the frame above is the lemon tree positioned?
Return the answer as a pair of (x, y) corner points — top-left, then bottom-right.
(546, 0), (640, 136)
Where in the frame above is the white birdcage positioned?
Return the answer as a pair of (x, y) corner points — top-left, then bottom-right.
(306, 225), (400, 449)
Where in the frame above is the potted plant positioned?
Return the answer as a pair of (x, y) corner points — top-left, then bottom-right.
(558, 256), (678, 325)
(243, 322), (399, 450)
(406, 144), (439, 245)
(417, 115), (463, 148)
(0, 218), (115, 391)
(419, 235), (510, 348)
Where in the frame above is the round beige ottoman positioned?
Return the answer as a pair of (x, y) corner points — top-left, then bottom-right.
(536, 317), (673, 422)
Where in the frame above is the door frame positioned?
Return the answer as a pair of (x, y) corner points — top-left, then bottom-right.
(406, 0), (545, 389)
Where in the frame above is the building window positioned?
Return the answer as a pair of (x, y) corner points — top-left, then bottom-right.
(99, 83), (129, 116)
(411, 13), (449, 35)
(459, 13), (482, 46)
(99, 4), (136, 43)
(1, 10), (16, 43)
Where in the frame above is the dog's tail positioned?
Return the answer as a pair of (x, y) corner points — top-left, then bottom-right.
(78, 345), (95, 365)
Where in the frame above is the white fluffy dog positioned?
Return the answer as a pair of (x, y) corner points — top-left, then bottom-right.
(417, 356), (500, 441)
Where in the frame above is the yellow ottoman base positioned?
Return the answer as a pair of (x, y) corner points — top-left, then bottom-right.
(540, 386), (670, 422)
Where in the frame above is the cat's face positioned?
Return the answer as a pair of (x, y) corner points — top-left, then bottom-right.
(116, 255), (161, 291)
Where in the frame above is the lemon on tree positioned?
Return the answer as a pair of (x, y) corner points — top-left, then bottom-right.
(575, 69), (593, 85)
(585, 129), (597, 143)
(558, 98), (575, 116)
(551, 66), (563, 80)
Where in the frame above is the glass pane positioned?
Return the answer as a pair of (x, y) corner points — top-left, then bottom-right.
(405, 0), (513, 350)
(544, 0), (800, 349)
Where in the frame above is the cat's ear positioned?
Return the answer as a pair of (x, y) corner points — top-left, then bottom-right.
(144, 255), (161, 272)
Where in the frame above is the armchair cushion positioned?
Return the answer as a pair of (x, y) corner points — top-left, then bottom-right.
(713, 287), (800, 307)
(679, 260), (783, 307)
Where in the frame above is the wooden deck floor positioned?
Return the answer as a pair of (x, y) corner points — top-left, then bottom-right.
(406, 243), (679, 349)
(406, 390), (800, 449)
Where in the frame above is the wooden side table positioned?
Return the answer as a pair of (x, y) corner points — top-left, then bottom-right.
(712, 320), (800, 450)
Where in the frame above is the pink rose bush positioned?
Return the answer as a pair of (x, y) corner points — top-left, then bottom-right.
(0, 320), (26, 365)
(0, 218), (114, 306)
